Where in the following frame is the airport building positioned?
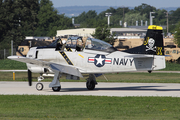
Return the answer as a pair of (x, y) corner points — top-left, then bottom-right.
(56, 28), (147, 39)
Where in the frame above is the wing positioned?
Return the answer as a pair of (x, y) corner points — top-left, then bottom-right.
(8, 56), (83, 77)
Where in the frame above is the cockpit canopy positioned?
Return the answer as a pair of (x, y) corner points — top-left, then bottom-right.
(66, 37), (83, 48)
(46, 36), (117, 52)
(85, 38), (112, 50)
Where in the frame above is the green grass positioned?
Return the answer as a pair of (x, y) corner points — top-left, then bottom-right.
(0, 95), (180, 120)
(1, 61), (180, 120)
(0, 59), (27, 70)
(98, 72), (180, 83)
(161, 62), (180, 71)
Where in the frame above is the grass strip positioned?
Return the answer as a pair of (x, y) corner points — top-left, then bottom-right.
(0, 59), (27, 70)
(0, 95), (180, 120)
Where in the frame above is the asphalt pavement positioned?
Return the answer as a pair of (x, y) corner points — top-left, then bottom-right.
(0, 82), (180, 97)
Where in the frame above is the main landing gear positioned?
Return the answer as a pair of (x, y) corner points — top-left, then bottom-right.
(86, 74), (97, 90)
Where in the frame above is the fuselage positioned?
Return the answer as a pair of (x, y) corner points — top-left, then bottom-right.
(26, 47), (166, 74)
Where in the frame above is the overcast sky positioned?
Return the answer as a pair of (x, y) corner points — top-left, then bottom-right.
(51, 0), (180, 8)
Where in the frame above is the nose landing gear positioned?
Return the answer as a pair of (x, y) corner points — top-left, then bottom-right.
(36, 75), (44, 91)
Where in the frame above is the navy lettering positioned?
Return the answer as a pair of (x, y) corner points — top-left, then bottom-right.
(129, 59), (134, 66)
(124, 59), (128, 65)
(113, 58), (134, 66)
(113, 58), (119, 65)
(119, 59), (124, 65)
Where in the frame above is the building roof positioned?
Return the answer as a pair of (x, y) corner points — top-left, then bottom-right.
(111, 28), (147, 33)
(56, 28), (148, 37)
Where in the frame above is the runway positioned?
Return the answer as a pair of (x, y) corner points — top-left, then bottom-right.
(0, 82), (180, 97)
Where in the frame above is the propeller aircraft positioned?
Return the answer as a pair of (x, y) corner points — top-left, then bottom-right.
(8, 25), (166, 92)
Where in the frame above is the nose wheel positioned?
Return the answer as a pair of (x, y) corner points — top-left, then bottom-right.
(36, 83), (44, 91)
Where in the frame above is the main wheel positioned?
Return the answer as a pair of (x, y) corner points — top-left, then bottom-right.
(52, 86), (61, 92)
(86, 81), (95, 90)
(36, 83), (43, 91)
(148, 70), (152, 73)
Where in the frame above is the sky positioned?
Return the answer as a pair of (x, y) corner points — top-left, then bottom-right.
(51, 0), (180, 8)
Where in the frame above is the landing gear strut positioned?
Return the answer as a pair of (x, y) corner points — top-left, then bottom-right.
(86, 74), (97, 90)
(49, 71), (61, 92)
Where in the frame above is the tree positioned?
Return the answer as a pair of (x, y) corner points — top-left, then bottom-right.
(169, 8), (180, 26)
(153, 9), (166, 25)
(36, 0), (58, 36)
(124, 13), (147, 26)
(174, 21), (180, 46)
(134, 3), (156, 19)
(36, 0), (74, 36)
(91, 24), (116, 45)
(0, 0), (21, 49)
(0, 0), (39, 49)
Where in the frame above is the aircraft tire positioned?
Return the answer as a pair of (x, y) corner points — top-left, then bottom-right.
(36, 83), (43, 91)
(52, 86), (61, 92)
(86, 81), (95, 90)
(148, 70), (152, 73)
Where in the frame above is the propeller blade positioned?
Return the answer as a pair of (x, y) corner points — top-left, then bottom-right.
(28, 69), (32, 86)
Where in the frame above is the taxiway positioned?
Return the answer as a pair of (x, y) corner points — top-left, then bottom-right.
(0, 82), (180, 97)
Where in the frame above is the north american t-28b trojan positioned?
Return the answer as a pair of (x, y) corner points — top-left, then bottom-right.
(8, 25), (166, 92)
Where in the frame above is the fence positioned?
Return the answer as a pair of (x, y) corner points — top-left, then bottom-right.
(0, 48), (16, 59)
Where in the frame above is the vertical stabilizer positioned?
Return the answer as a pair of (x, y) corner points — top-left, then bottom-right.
(124, 25), (164, 55)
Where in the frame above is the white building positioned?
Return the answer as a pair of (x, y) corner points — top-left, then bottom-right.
(56, 28), (96, 38)
(56, 28), (147, 39)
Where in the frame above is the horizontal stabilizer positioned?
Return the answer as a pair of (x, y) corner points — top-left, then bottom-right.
(125, 55), (154, 58)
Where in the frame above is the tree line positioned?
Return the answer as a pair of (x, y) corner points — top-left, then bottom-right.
(0, 0), (74, 49)
(1, 1), (180, 49)
(74, 4), (180, 33)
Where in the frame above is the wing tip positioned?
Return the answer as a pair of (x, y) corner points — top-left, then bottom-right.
(7, 56), (24, 59)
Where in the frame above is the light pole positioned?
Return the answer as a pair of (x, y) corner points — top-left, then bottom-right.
(123, 6), (124, 27)
(105, 13), (112, 26)
(150, 12), (155, 25)
(164, 11), (169, 34)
